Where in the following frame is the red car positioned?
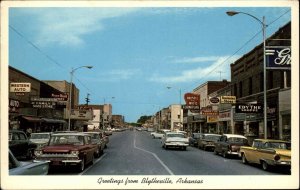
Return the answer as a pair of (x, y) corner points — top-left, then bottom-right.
(34, 133), (97, 172)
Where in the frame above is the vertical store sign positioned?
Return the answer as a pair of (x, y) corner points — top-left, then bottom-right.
(265, 46), (291, 70)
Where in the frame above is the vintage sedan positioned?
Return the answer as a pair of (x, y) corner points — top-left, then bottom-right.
(34, 133), (97, 172)
(239, 139), (291, 171)
(29, 132), (52, 150)
(83, 132), (106, 157)
(9, 130), (37, 160)
(198, 134), (221, 151)
(161, 132), (189, 150)
(189, 133), (202, 147)
(9, 150), (49, 175)
(214, 134), (249, 158)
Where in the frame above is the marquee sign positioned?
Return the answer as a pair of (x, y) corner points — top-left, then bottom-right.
(265, 46), (291, 70)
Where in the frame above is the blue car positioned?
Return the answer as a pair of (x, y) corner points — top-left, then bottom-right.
(9, 150), (49, 175)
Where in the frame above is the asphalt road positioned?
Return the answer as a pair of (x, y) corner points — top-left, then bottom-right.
(48, 130), (290, 175)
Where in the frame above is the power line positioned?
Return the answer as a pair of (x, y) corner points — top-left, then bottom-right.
(183, 10), (291, 92)
(9, 24), (93, 93)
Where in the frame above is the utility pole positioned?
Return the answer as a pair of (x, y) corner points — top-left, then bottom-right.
(85, 93), (90, 105)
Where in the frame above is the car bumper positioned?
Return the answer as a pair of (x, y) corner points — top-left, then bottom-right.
(270, 160), (291, 167)
(165, 142), (189, 147)
(34, 154), (81, 165)
(227, 151), (239, 156)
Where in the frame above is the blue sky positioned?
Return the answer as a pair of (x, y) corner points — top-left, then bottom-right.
(8, 6), (291, 122)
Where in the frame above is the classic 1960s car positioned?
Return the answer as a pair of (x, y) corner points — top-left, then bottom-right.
(29, 132), (52, 150)
(161, 132), (189, 150)
(239, 139), (291, 171)
(9, 130), (37, 160)
(9, 149), (49, 175)
(34, 133), (97, 172)
(83, 132), (106, 157)
(214, 134), (249, 158)
(198, 133), (221, 151)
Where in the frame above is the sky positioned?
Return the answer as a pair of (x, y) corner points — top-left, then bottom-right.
(8, 4), (292, 122)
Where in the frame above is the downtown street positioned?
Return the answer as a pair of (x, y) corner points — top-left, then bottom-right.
(47, 129), (289, 176)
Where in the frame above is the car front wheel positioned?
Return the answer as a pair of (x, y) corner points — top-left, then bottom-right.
(78, 158), (85, 172)
(262, 161), (269, 171)
(242, 154), (248, 164)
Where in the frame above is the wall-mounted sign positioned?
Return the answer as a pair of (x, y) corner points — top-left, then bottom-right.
(184, 93), (200, 106)
(266, 46), (291, 70)
(201, 110), (219, 116)
(209, 97), (220, 104)
(65, 109), (93, 120)
(207, 116), (218, 123)
(10, 83), (31, 92)
(30, 97), (57, 109)
(220, 96), (236, 104)
(51, 93), (68, 101)
(235, 104), (263, 113)
(9, 99), (20, 113)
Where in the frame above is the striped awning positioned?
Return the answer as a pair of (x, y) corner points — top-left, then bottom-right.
(22, 116), (42, 122)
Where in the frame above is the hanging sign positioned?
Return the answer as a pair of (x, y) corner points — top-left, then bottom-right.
(265, 46), (291, 69)
(220, 96), (236, 104)
(209, 97), (220, 104)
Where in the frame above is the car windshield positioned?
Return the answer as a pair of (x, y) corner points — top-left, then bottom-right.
(49, 135), (84, 146)
(228, 137), (248, 143)
(265, 142), (291, 150)
(193, 133), (201, 138)
(30, 134), (50, 139)
(205, 135), (220, 141)
(167, 133), (184, 138)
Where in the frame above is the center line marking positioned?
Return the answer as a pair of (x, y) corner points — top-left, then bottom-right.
(133, 132), (174, 175)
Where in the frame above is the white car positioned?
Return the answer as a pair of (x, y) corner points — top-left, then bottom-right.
(151, 129), (171, 139)
(161, 132), (189, 150)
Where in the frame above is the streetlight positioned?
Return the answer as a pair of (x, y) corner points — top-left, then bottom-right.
(167, 86), (183, 130)
(226, 11), (268, 139)
(68, 65), (93, 131)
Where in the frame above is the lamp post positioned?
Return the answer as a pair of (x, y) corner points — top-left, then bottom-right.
(68, 65), (93, 131)
(167, 86), (182, 130)
(226, 11), (268, 139)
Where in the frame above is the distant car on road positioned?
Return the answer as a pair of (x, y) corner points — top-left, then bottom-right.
(161, 132), (189, 150)
(198, 133), (221, 151)
(239, 139), (291, 171)
(214, 134), (249, 158)
(34, 133), (97, 172)
(9, 130), (37, 160)
(9, 149), (49, 175)
(151, 129), (171, 139)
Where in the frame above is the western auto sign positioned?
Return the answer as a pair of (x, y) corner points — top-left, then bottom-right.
(10, 83), (31, 92)
(184, 93), (200, 113)
(235, 104), (263, 113)
(265, 46), (291, 69)
(220, 96), (236, 104)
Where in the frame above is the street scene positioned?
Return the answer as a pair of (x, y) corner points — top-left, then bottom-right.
(1, 2), (299, 190)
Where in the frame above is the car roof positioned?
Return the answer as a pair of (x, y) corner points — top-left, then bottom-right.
(254, 139), (290, 143)
(203, 133), (221, 136)
(222, 134), (247, 139)
(165, 132), (185, 135)
(31, 132), (52, 135)
(51, 133), (88, 136)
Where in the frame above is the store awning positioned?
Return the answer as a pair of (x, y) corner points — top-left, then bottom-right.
(22, 116), (42, 122)
(42, 118), (66, 124)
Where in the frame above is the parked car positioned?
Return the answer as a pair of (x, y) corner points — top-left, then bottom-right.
(104, 129), (113, 136)
(83, 132), (105, 157)
(239, 139), (291, 171)
(29, 132), (52, 150)
(34, 133), (97, 172)
(189, 133), (202, 147)
(9, 149), (49, 175)
(9, 130), (37, 160)
(151, 129), (171, 139)
(161, 132), (189, 150)
(214, 134), (249, 158)
(198, 134), (221, 151)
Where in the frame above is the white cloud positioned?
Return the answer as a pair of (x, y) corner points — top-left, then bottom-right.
(149, 55), (240, 83)
(20, 8), (139, 47)
(172, 56), (220, 64)
(84, 68), (140, 82)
